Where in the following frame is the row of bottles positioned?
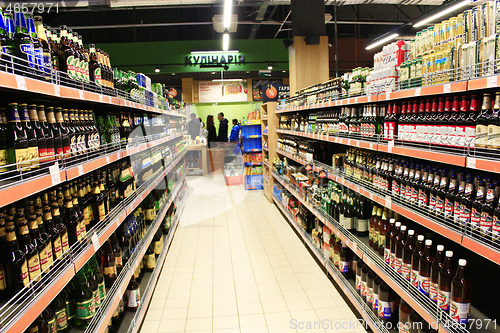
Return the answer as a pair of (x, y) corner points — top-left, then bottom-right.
(343, 147), (500, 241)
(0, 102), (183, 177)
(23, 177), (186, 333)
(0, 10), (114, 89)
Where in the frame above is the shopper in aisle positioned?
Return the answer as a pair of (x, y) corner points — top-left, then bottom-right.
(229, 119), (241, 143)
(198, 117), (207, 139)
(206, 115), (217, 148)
(187, 113), (200, 140)
(217, 112), (229, 142)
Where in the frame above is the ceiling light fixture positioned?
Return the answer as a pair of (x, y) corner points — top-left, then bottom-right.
(223, 33), (230, 51)
(365, 33), (399, 50)
(223, 0), (232, 29)
(414, 0), (471, 28)
(155, 68), (160, 73)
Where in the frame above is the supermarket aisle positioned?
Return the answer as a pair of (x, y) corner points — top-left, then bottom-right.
(140, 174), (365, 333)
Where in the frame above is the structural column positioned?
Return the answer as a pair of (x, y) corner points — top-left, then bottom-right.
(288, 0), (330, 95)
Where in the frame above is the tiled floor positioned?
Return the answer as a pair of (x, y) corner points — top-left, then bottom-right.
(141, 174), (366, 333)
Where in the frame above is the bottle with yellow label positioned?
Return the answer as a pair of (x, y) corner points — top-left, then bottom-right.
(144, 243), (156, 272)
(5, 103), (29, 175)
(27, 214), (52, 276)
(102, 239), (117, 288)
(4, 216), (30, 296)
(17, 212), (42, 282)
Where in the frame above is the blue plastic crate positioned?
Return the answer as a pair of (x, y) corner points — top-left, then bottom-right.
(245, 175), (263, 190)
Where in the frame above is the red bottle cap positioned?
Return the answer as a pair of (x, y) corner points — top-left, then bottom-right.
(432, 99), (438, 113)
(413, 100), (419, 114)
(444, 97), (452, 112)
(452, 96), (459, 112)
(460, 96), (469, 112)
(438, 98), (445, 113)
(426, 99), (432, 113)
(470, 95), (479, 112)
(419, 100), (425, 113)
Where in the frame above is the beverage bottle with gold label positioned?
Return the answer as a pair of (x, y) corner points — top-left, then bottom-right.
(64, 191), (81, 246)
(37, 105), (55, 166)
(88, 257), (106, 304)
(6, 103), (29, 175)
(27, 214), (51, 275)
(40, 305), (57, 333)
(41, 206), (62, 262)
(110, 233), (123, 275)
(476, 93), (491, 149)
(152, 226), (163, 257)
(52, 294), (69, 333)
(73, 270), (96, 329)
(4, 217), (29, 296)
(125, 275), (140, 312)
(144, 243), (155, 272)
(91, 176), (106, 227)
(17, 213), (41, 282)
(102, 239), (117, 288)
(487, 92), (500, 149)
(18, 103), (39, 174)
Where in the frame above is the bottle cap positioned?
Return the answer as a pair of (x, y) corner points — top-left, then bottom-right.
(459, 259), (467, 266)
(389, 218), (395, 223)
(437, 245), (444, 251)
(425, 239), (432, 246)
(400, 225), (407, 231)
(446, 251), (453, 257)
(408, 229), (414, 235)
(395, 221), (401, 227)
(417, 235), (425, 241)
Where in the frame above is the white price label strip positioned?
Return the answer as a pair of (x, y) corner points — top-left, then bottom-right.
(385, 195), (392, 209)
(49, 163), (61, 185)
(388, 140), (394, 152)
(91, 232), (100, 252)
(99, 94), (104, 102)
(414, 87), (421, 96)
(386, 91), (390, 100)
(16, 76), (27, 90)
(106, 156), (110, 164)
(443, 83), (451, 94)
(79, 90), (84, 99)
(365, 257), (372, 268)
(54, 85), (61, 97)
(352, 241), (357, 254)
(487, 76), (497, 88)
(78, 165), (84, 176)
(467, 157), (476, 168)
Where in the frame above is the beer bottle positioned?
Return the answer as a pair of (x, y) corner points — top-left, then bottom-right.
(33, 16), (51, 75)
(52, 294), (68, 333)
(57, 26), (74, 78)
(373, 275), (381, 314)
(42, 206), (62, 262)
(144, 243), (156, 272)
(73, 271), (96, 329)
(487, 92), (500, 149)
(27, 214), (51, 275)
(471, 176), (486, 233)
(13, 12), (36, 71)
(480, 178), (497, 236)
(64, 192), (80, 246)
(26, 14), (43, 72)
(411, 235), (425, 288)
(46, 29), (59, 71)
(92, 177), (106, 226)
(460, 173), (474, 227)
(46, 107), (62, 157)
(6, 103), (29, 173)
(476, 93), (491, 149)
(399, 299), (412, 333)
(378, 209), (389, 256)
(4, 215), (30, 296)
(63, 281), (76, 328)
(355, 259), (364, 294)
(366, 268), (375, 309)
(88, 44), (100, 85)
(429, 168), (441, 214)
(430, 244), (445, 303)
(378, 280), (396, 323)
(390, 221), (401, 269)
(102, 240), (117, 288)
(55, 108), (70, 157)
(71, 182), (85, 239)
(384, 218), (395, 264)
(0, 12), (16, 73)
(37, 105), (55, 165)
(41, 305), (57, 333)
(68, 109), (78, 158)
(371, 207), (382, 251)
(450, 259), (471, 323)
(17, 214), (41, 282)
(453, 172), (466, 224)
(119, 228), (131, 266)
(85, 268), (101, 311)
(110, 233), (123, 275)
(395, 225), (407, 275)
(444, 169), (457, 220)
(125, 275), (140, 312)
(18, 103), (39, 173)
(89, 257), (106, 304)
(361, 261), (369, 302)
(152, 227), (163, 257)
(437, 251), (453, 312)
(402, 229), (415, 281)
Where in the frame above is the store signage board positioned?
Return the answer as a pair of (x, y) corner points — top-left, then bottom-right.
(186, 51), (245, 67)
(198, 80), (248, 103)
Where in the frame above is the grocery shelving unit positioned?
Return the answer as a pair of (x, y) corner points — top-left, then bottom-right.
(267, 74), (500, 333)
(261, 102), (278, 202)
(0, 68), (188, 333)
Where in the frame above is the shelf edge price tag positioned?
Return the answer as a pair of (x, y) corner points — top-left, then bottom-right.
(91, 232), (100, 252)
(487, 76), (497, 88)
(385, 195), (392, 209)
(79, 90), (84, 99)
(365, 257), (372, 268)
(49, 162), (61, 186)
(369, 143), (373, 150)
(388, 140), (394, 153)
(414, 87), (421, 96)
(106, 156), (110, 164)
(352, 241), (357, 254)
(78, 165), (84, 176)
(466, 157), (476, 168)
(99, 94), (104, 102)
(443, 83), (451, 94)
(54, 85), (61, 97)
(367, 95), (371, 102)
(16, 76), (27, 90)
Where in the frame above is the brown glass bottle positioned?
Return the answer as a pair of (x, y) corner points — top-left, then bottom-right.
(17, 215), (42, 282)
(411, 235), (425, 288)
(110, 233), (123, 275)
(378, 280), (396, 323)
(450, 259), (471, 324)
(4, 218), (30, 296)
(418, 239), (433, 296)
(470, 177), (486, 233)
(401, 229), (415, 281)
(390, 221), (401, 269)
(384, 218), (395, 264)
(368, 205), (378, 248)
(102, 240), (117, 288)
(437, 251), (453, 312)
(37, 105), (55, 165)
(52, 294), (68, 333)
(399, 299), (412, 333)
(378, 210), (389, 256)
(27, 214), (51, 275)
(125, 275), (140, 312)
(395, 225), (407, 275)
(361, 262), (369, 302)
(64, 194), (80, 246)
(430, 245), (445, 303)
(18, 103), (39, 173)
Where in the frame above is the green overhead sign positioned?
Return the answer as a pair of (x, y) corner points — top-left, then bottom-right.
(95, 39), (288, 75)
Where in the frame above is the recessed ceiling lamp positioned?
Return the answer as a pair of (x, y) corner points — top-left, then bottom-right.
(223, 0), (232, 29)
(155, 67), (160, 73)
(365, 33), (399, 50)
(414, 0), (471, 28)
(268, 64), (273, 70)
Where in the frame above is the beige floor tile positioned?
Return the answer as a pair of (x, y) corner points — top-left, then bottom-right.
(213, 328), (240, 333)
(187, 306), (213, 318)
(213, 304), (239, 316)
(236, 292), (261, 304)
(140, 320), (160, 333)
(157, 318), (186, 332)
(189, 296), (212, 307)
(267, 324), (297, 333)
(259, 291), (284, 303)
(164, 297), (190, 308)
(264, 311), (292, 326)
(212, 315), (240, 329)
(237, 302), (264, 315)
(239, 313), (267, 327)
(240, 326), (269, 333)
(286, 299), (313, 311)
(261, 300), (289, 313)
(185, 317), (212, 331)
(161, 307), (188, 320)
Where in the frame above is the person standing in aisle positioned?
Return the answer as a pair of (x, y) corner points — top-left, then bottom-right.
(187, 113), (201, 140)
(229, 119), (241, 143)
(206, 115), (217, 148)
(217, 112), (229, 142)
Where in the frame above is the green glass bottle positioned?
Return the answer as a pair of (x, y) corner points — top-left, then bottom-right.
(73, 271), (96, 329)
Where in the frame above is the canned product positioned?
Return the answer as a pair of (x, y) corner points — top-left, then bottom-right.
(471, 6), (480, 42)
(463, 9), (471, 44)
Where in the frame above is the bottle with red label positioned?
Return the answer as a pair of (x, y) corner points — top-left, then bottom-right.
(429, 168), (441, 214)
(361, 261), (369, 302)
(411, 235), (425, 288)
(402, 229), (415, 281)
(444, 170), (457, 221)
(456, 96), (468, 147)
(471, 177), (486, 234)
(435, 168), (449, 217)
(395, 225), (407, 275)
(430, 245), (444, 303)
(450, 259), (471, 324)
(399, 101), (408, 141)
(384, 218), (395, 264)
(437, 251), (453, 312)
(460, 173), (475, 227)
(378, 280), (396, 323)
(480, 178), (497, 237)
(448, 96), (461, 147)
(390, 222), (402, 269)
(356, 259), (364, 294)
(378, 209), (389, 255)
(373, 276), (381, 315)
(428, 98), (438, 143)
(453, 172), (466, 224)
(399, 298), (412, 333)
(466, 95), (480, 148)
(4, 216), (30, 297)
(418, 239), (433, 296)
(493, 200), (500, 242)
